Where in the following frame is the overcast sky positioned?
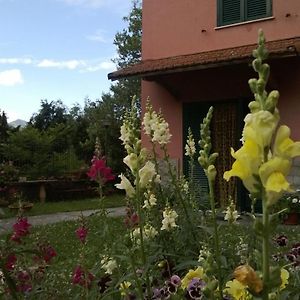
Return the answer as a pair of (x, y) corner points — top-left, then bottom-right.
(0, 0), (132, 121)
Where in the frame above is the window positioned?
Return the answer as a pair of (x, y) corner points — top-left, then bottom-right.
(217, 0), (272, 27)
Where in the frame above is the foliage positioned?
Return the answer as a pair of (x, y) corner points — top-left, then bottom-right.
(277, 191), (300, 214)
(2, 22), (300, 300)
(29, 99), (69, 131)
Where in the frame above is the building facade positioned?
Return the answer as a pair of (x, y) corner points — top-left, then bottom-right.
(109, 0), (300, 209)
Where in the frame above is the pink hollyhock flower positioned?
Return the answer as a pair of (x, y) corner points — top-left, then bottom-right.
(5, 254), (17, 270)
(11, 217), (31, 242)
(72, 265), (94, 288)
(76, 226), (88, 244)
(87, 158), (115, 183)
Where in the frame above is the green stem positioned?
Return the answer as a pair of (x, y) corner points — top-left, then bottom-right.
(129, 253), (144, 299)
(262, 192), (270, 300)
(207, 177), (223, 299)
(163, 147), (197, 240)
(135, 169), (151, 299)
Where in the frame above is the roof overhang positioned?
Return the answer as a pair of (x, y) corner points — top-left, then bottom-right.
(108, 36), (300, 81)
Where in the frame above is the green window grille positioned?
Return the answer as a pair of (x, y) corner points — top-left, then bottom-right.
(217, 0), (272, 26)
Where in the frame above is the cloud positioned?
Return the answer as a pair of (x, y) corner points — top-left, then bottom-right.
(0, 58), (33, 65)
(83, 61), (115, 72)
(37, 59), (86, 70)
(0, 69), (24, 86)
(86, 29), (111, 43)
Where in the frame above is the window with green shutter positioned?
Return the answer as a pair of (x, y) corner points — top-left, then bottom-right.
(217, 0), (272, 27)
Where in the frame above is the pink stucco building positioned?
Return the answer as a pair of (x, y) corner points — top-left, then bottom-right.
(109, 0), (300, 209)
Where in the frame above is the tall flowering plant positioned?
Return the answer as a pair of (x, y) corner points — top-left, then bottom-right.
(87, 138), (115, 200)
(223, 30), (300, 299)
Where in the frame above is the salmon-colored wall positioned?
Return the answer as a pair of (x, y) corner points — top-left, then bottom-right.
(142, 0), (300, 59)
(141, 58), (300, 164)
(276, 60), (300, 140)
(141, 81), (182, 163)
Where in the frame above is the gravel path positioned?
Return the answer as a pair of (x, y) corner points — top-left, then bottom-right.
(0, 207), (126, 234)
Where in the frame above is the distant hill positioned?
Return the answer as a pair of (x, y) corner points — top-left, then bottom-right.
(9, 119), (27, 128)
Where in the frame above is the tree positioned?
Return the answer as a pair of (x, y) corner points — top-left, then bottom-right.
(29, 100), (69, 131)
(0, 110), (9, 143)
(85, 0), (142, 171)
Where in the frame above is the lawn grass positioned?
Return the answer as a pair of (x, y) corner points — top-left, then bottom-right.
(0, 193), (126, 219)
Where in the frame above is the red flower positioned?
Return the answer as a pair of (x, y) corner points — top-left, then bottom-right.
(72, 265), (94, 288)
(10, 217), (31, 242)
(5, 254), (17, 270)
(76, 226), (88, 244)
(39, 244), (57, 263)
(87, 158), (115, 183)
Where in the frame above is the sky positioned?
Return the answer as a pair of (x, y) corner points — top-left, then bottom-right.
(0, 0), (133, 122)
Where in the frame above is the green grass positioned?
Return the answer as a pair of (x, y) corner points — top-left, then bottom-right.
(0, 193), (126, 219)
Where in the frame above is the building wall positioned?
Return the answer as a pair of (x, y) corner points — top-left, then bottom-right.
(141, 58), (300, 164)
(142, 0), (300, 59)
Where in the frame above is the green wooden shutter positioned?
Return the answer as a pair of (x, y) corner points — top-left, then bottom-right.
(218, 0), (242, 26)
(246, 0), (270, 20)
(218, 0), (272, 26)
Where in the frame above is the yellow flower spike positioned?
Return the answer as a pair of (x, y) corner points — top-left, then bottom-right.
(181, 267), (204, 289)
(274, 125), (300, 159)
(224, 140), (262, 194)
(224, 279), (248, 300)
(243, 110), (279, 151)
(234, 265), (263, 294)
(280, 268), (289, 290)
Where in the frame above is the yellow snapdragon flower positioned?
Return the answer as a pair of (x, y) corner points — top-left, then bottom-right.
(224, 140), (262, 194)
(181, 267), (204, 289)
(224, 279), (250, 300)
(243, 110), (279, 151)
(273, 125), (300, 159)
(259, 157), (292, 206)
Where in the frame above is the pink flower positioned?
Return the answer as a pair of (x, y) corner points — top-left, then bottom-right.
(5, 254), (17, 270)
(16, 271), (32, 293)
(39, 244), (57, 263)
(76, 226), (88, 244)
(87, 158), (115, 183)
(10, 217), (31, 242)
(72, 265), (94, 288)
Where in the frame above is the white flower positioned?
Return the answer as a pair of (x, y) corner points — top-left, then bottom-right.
(142, 103), (172, 145)
(143, 193), (157, 209)
(101, 256), (117, 275)
(223, 200), (240, 224)
(123, 153), (138, 173)
(120, 123), (131, 145)
(139, 161), (156, 188)
(292, 198), (298, 204)
(185, 130), (196, 157)
(152, 119), (172, 145)
(132, 224), (158, 244)
(115, 174), (135, 197)
(144, 224), (158, 239)
(161, 207), (178, 231)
